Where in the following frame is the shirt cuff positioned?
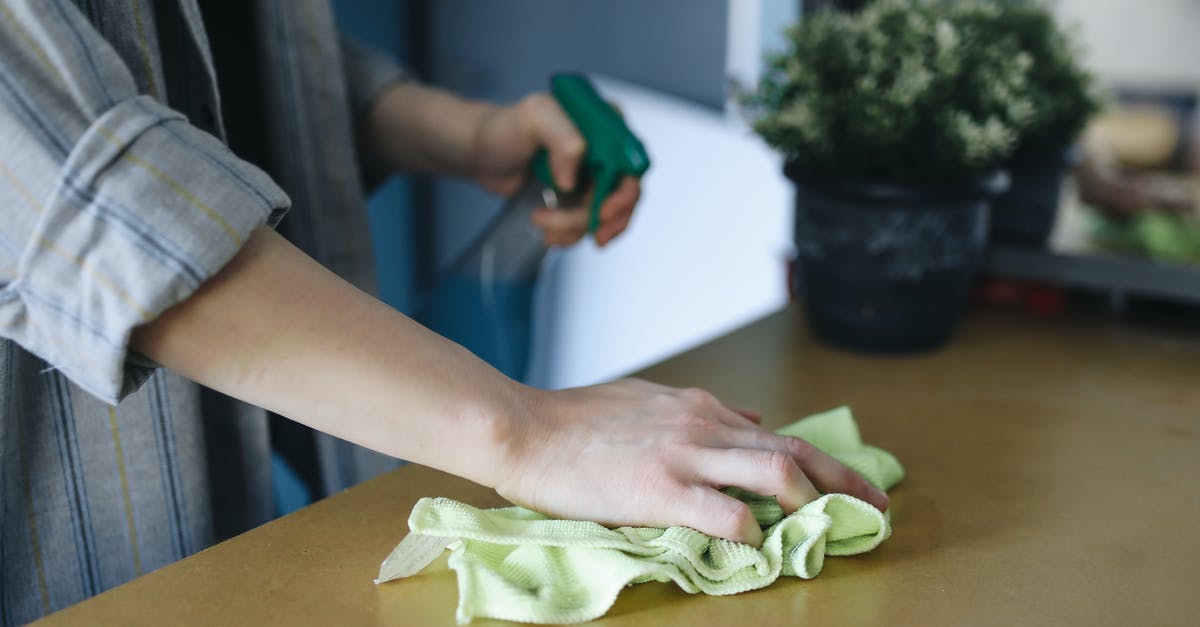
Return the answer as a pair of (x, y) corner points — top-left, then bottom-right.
(8, 95), (290, 404)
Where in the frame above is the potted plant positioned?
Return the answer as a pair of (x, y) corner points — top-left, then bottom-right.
(747, 0), (1033, 352)
(966, 0), (1101, 245)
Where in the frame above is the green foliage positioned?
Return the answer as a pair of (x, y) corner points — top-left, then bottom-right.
(958, 0), (1101, 151)
(748, 0), (1099, 186)
(1087, 207), (1200, 264)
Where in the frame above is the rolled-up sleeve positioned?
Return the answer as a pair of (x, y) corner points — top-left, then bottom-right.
(0, 1), (290, 404)
(339, 35), (409, 120)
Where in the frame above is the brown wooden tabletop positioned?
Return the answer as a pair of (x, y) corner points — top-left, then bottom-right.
(35, 306), (1200, 626)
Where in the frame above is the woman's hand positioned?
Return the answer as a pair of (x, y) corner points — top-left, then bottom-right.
(366, 83), (640, 247)
(468, 93), (641, 247)
(495, 379), (890, 546)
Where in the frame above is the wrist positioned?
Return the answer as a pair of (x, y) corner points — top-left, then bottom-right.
(464, 103), (505, 180)
(443, 375), (549, 491)
(367, 82), (496, 175)
(482, 383), (562, 502)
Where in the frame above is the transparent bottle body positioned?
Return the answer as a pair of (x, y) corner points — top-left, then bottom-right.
(419, 179), (573, 381)
(451, 180), (563, 281)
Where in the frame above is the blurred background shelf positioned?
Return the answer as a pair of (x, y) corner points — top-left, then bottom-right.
(987, 244), (1200, 306)
(988, 185), (1200, 307)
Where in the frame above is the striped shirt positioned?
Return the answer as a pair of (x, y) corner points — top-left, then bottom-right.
(0, 1), (407, 622)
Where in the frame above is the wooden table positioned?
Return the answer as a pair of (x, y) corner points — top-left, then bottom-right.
(37, 307), (1200, 626)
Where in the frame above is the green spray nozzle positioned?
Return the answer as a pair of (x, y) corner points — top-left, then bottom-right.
(531, 74), (650, 234)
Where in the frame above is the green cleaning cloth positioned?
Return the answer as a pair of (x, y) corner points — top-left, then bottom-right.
(376, 406), (904, 624)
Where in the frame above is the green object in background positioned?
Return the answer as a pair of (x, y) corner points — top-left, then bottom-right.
(1085, 205), (1200, 264)
(531, 74), (651, 233)
(1134, 212), (1200, 263)
(377, 407), (903, 624)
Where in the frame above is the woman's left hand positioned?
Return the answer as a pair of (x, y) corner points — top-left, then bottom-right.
(469, 94), (642, 247)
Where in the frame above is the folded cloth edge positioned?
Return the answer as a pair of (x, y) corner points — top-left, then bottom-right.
(376, 532), (454, 583)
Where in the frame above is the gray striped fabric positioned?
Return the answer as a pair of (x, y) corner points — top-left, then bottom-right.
(0, 1), (407, 623)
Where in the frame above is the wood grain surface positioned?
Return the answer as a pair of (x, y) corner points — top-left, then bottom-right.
(36, 307), (1200, 626)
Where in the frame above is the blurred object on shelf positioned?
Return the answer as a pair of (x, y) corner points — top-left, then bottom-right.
(1085, 105), (1181, 170)
(1077, 93), (1198, 220)
(1084, 199), (1200, 264)
(982, 2), (1200, 314)
(1071, 88), (1200, 265)
(975, 278), (1067, 316)
(1077, 168), (1199, 220)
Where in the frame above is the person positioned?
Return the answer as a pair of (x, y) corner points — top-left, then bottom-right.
(0, 1), (888, 622)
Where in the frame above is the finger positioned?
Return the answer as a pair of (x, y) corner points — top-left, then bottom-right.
(669, 485), (764, 546)
(545, 228), (585, 247)
(594, 179), (641, 245)
(595, 213), (632, 247)
(689, 447), (819, 513)
(729, 430), (889, 511)
(530, 207), (587, 232)
(525, 95), (585, 191)
(731, 408), (763, 425)
(598, 177), (641, 223)
(531, 207), (587, 246)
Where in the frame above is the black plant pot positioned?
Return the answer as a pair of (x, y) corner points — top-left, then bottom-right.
(990, 145), (1080, 246)
(788, 165), (1008, 353)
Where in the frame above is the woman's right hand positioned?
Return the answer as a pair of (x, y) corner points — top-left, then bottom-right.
(493, 378), (889, 546)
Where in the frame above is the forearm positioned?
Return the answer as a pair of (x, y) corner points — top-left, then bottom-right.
(131, 227), (889, 544)
(362, 81), (495, 176)
(131, 226), (530, 487)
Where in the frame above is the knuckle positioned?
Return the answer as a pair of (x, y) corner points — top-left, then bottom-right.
(644, 477), (687, 517)
(519, 92), (553, 113)
(762, 450), (798, 483)
(842, 465), (870, 493)
(678, 387), (718, 409)
(785, 436), (817, 463)
(716, 500), (754, 538)
(668, 410), (709, 432)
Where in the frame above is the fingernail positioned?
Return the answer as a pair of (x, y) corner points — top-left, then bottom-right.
(873, 488), (889, 511)
(742, 521), (765, 547)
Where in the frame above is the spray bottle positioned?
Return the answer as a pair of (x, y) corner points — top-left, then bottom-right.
(419, 74), (650, 381)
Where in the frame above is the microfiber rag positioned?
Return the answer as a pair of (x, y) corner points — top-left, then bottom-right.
(376, 406), (904, 624)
